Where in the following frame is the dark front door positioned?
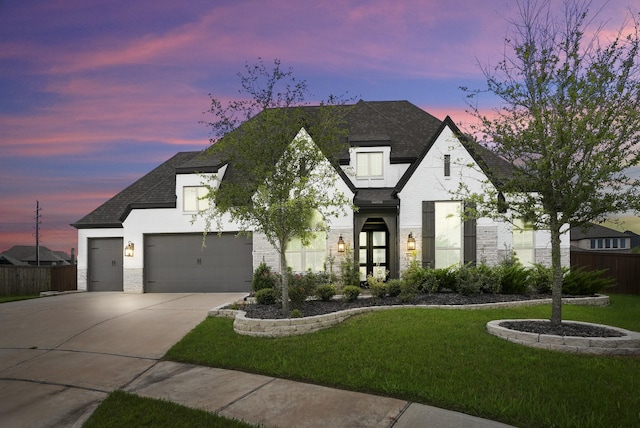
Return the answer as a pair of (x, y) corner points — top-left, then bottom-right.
(358, 219), (389, 282)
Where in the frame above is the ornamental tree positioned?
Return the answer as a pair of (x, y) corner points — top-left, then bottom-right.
(200, 59), (352, 315)
(463, 1), (640, 325)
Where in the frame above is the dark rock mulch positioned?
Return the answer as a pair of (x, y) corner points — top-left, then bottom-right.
(500, 320), (623, 337)
(241, 292), (557, 320)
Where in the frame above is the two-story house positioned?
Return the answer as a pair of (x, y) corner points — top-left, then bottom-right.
(72, 100), (570, 293)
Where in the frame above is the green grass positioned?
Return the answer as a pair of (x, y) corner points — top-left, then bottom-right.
(165, 294), (640, 428)
(84, 390), (258, 428)
(0, 295), (40, 304)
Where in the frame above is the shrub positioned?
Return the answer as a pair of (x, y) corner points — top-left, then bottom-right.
(498, 255), (530, 294)
(529, 263), (553, 293)
(421, 268), (440, 294)
(455, 264), (481, 296)
(386, 279), (403, 297)
(339, 248), (360, 287)
(563, 267), (615, 295)
(255, 288), (277, 305)
(475, 263), (502, 294)
(367, 275), (388, 299)
(289, 309), (302, 318)
(252, 261), (279, 292)
(401, 260), (426, 291)
(434, 267), (457, 292)
(287, 271), (318, 307)
(342, 285), (361, 302)
(315, 284), (337, 302)
(399, 280), (419, 303)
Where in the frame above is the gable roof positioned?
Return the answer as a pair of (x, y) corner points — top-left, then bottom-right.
(72, 151), (201, 229)
(1, 246), (70, 264)
(570, 223), (633, 241)
(396, 116), (516, 192)
(73, 101), (516, 228)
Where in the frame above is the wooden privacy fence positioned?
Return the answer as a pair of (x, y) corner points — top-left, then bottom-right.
(0, 265), (77, 296)
(571, 250), (640, 295)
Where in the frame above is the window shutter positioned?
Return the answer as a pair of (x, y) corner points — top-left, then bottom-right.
(463, 202), (477, 266)
(422, 201), (435, 268)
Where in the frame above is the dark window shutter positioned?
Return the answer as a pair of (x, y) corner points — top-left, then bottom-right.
(463, 202), (477, 266)
(422, 201), (435, 268)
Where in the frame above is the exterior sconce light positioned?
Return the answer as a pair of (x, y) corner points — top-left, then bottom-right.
(407, 232), (416, 251)
(124, 241), (135, 257)
(337, 235), (346, 253)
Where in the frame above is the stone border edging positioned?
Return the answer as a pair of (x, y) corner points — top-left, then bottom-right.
(209, 294), (610, 338)
(487, 319), (640, 355)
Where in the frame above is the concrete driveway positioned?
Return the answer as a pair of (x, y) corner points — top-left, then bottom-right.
(0, 292), (245, 428)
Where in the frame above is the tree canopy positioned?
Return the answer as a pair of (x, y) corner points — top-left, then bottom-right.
(200, 59), (353, 315)
(464, 0), (640, 324)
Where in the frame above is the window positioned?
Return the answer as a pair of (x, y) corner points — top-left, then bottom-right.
(183, 186), (209, 212)
(286, 211), (326, 272)
(513, 219), (535, 265)
(444, 154), (451, 177)
(356, 152), (383, 178)
(620, 239), (626, 249)
(434, 201), (462, 268)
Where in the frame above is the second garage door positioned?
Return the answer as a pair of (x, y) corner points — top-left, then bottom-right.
(145, 233), (252, 293)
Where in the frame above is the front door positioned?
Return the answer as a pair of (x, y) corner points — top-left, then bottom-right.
(359, 219), (389, 282)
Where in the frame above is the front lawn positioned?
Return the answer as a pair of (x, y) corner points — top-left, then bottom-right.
(165, 294), (640, 428)
(83, 391), (258, 428)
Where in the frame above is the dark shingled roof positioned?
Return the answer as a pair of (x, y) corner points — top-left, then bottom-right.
(73, 101), (516, 228)
(570, 223), (633, 240)
(72, 151), (201, 228)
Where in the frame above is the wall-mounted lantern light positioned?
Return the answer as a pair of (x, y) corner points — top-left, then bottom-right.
(407, 232), (416, 251)
(337, 235), (346, 253)
(124, 241), (135, 257)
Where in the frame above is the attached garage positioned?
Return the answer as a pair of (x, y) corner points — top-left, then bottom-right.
(88, 238), (124, 291)
(144, 233), (252, 293)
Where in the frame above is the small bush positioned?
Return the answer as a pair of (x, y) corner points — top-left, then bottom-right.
(339, 248), (360, 287)
(421, 269), (440, 293)
(290, 309), (302, 318)
(386, 279), (403, 297)
(252, 261), (279, 292)
(287, 272), (316, 307)
(498, 255), (530, 294)
(434, 267), (457, 292)
(529, 263), (553, 293)
(315, 284), (337, 302)
(401, 260), (427, 291)
(563, 267), (615, 295)
(399, 280), (419, 303)
(367, 274), (387, 299)
(255, 288), (277, 305)
(342, 285), (361, 302)
(455, 264), (481, 296)
(475, 263), (502, 294)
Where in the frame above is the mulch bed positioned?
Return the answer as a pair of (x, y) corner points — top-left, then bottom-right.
(237, 292), (616, 337)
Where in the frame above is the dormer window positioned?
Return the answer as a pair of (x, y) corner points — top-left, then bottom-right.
(183, 186), (209, 212)
(356, 152), (383, 178)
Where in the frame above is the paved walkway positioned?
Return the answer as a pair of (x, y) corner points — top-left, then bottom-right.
(0, 292), (514, 427)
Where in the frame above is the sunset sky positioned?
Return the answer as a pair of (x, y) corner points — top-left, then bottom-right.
(1, 0), (637, 256)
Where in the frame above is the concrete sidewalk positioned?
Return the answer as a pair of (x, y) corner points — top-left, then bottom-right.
(125, 361), (515, 428)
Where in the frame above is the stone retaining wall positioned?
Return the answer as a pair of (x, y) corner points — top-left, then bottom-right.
(487, 319), (640, 355)
(209, 295), (610, 338)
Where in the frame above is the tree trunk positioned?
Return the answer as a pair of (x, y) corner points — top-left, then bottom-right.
(549, 213), (563, 326)
(279, 247), (290, 316)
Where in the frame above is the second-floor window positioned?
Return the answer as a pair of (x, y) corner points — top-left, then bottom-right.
(183, 186), (209, 212)
(444, 154), (451, 177)
(356, 152), (383, 178)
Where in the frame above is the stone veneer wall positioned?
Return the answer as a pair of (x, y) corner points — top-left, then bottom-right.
(77, 269), (88, 291)
(477, 226), (499, 266)
(124, 268), (143, 293)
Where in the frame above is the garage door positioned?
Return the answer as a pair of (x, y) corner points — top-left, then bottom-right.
(88, 238), (124, 291)
(144, 233), (252, 293)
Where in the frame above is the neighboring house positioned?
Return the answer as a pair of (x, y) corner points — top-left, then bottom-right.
(0, 246), (71, 266)
(570, 223), (635, 252)
(72, 100), (570, 293)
